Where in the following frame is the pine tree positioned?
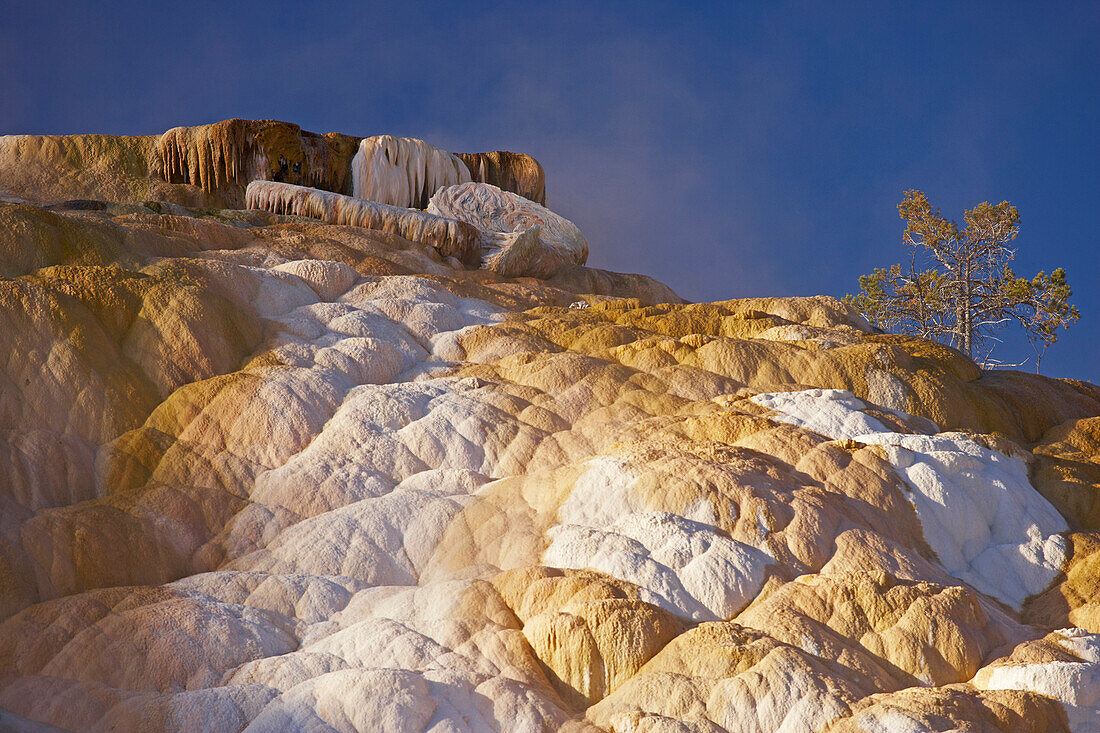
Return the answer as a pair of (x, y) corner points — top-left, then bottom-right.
(847, 190), (1079, 371)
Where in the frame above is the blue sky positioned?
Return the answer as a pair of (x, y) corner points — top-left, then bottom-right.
(2, 1), (1097, 381)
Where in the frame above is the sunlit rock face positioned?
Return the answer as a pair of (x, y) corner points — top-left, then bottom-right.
(455, 151), (546, 206)
(350, 135), (472, 210)
(428, 182), (589, 278)
(244, 180), (484, 267)
(1, 130), (1100, 732)
(0, 118), (547, 211)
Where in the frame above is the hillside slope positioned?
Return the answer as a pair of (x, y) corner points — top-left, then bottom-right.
(0, 123), (1098, 732)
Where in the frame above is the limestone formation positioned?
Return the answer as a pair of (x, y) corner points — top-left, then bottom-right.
(0, 132), (170, 206)
(350, 135), (473, 210)
(0, 126), (1098, 732)
(0, 119), (549, 211)
(245, 180), (482, 266)
(157, 119), (360, 199)
(428, 182), (589, 278)
(457, 151), (547, 205)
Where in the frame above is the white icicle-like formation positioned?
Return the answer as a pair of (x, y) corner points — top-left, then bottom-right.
(245, 180), (481, 266)
(428, 182), (588, 279)
(351, 136), (472, 210)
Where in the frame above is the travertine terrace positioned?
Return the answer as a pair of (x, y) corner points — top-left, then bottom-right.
(0, 120), (1097, 732)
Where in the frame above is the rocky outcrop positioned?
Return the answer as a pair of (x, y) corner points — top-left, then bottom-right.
(457, 150), (546, 205)
(0, 132), (169, 205)
(350, 135), (472, 210)
(0, 120), (549, 211)
(157, 119), (360, 200)
(428, 182), (588, 278)
(245, 180), (483, 266)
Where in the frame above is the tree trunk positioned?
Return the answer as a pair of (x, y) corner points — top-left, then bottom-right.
(961, 266), (973, 358)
